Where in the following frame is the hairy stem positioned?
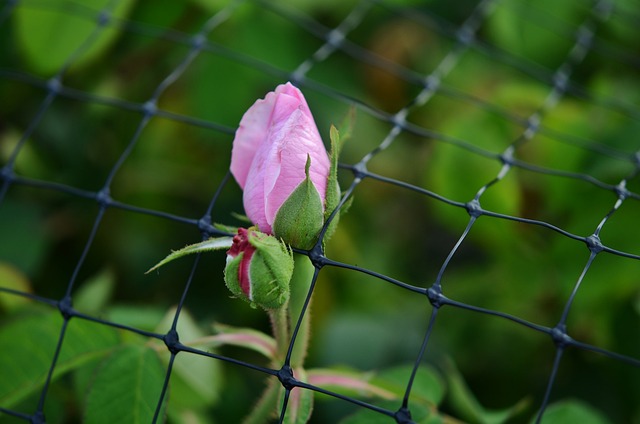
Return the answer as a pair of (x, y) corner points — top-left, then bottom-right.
(288, 254), (315, 368)
(269, 304), (290, 363)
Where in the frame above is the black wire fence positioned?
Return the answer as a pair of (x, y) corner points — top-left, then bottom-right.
(1, 0), (639, 422)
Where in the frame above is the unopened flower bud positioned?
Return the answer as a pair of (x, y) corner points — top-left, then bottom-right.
(224, 228), (294, 310)
(230, 82), (331, 250)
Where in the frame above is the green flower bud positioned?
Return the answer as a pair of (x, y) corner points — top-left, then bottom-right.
(224, 228), (294, 310)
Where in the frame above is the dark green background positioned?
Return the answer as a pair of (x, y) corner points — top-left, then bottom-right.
(1, 0), (639, 422)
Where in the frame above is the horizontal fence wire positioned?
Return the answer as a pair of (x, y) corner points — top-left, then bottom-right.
(0, 0), (639, 423)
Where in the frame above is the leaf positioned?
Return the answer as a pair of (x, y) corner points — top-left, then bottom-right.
(0, 262), (32, 312)
(166, 408), (212, 424)
(73, 268), (116, 314)
(146, 237), (234, 274)
(444, 358), (529, 424)
(278, 368), (314, 424)
(337, 364), (446, 424)
(307, 368), (395, 400)
(106, 305), (167, 332)
(84, 344), (167, 424)
(0, 309), (120, 408)
(154, 308), (222, 410)
(535, 400), (611, 424)
(210, 322), (277, 360)
(340, 401), (439, 424)
(15, 0), (137, 75)
(243, 379), (280, 424)
(373, 365), (445, 407)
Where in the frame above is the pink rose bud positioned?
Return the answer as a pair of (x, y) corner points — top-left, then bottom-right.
(224, 228), (294, 310)
(230, 82), (331, 249)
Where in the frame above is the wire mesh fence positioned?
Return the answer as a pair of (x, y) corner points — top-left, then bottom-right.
(1, 0), (639, 422)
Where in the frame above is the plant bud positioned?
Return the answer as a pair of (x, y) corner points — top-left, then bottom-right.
(230, 82), (331, 249)
(224, 228), (294, 310)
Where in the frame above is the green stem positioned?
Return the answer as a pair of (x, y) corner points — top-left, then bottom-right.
(269, 304), (289, 363)
(288, 254), (315, 368)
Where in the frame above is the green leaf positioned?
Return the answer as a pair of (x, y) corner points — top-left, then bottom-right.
(84, 344), (167, 424)
(15, 0), (137, 75)
(373, 365), (445, 407)
(146, 237), (234, 274)
(535, 399), (611, 424)
(154, 308), (222, 410)
(243, 379), (280, 424)
(73, 268), (116, 314)
(167, 408), (212, 424)
(106, 305), (167, 332)
(272, 156), (324, 250)
(338, 364), (446, 424)
(278, 368), (314, 424)
(0, 309), (120, 408)
(0, 262), (32, 312)
(209, 322), (277, 360)
(340, 401), (439, 424)
(307, 368), (395, 400)
(444, 358), (529, 424)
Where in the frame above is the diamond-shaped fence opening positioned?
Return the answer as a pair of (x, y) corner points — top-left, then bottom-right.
(1, 0), (639, 423)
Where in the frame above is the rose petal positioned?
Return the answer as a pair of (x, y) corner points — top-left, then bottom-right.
(242, 145), (270, 232)
(232, 82), (330, 235)
(264, 107), (330, 226)
(230, 91), (278, 189)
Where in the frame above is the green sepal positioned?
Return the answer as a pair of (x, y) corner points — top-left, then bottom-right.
(272, 155), (324, 250)
(334, 105), (355, 153)
(213, 222), (239, 234)
(323, 114), (352, 241)
(230, 212), (253, 224)
(247, 233), (294, 310)
(146, 237), (234, 274)
(224, 231), (294, 310)
(223, 251), (245, 303)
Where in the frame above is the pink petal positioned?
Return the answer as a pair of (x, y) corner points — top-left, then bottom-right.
(232, 82), (330, 233)
(264, 107), (330, 226)
(230, 91), (278, 189)
(242, 144), (271, 233)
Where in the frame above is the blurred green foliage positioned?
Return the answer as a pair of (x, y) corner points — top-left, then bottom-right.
(1, 0), (640, 423)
